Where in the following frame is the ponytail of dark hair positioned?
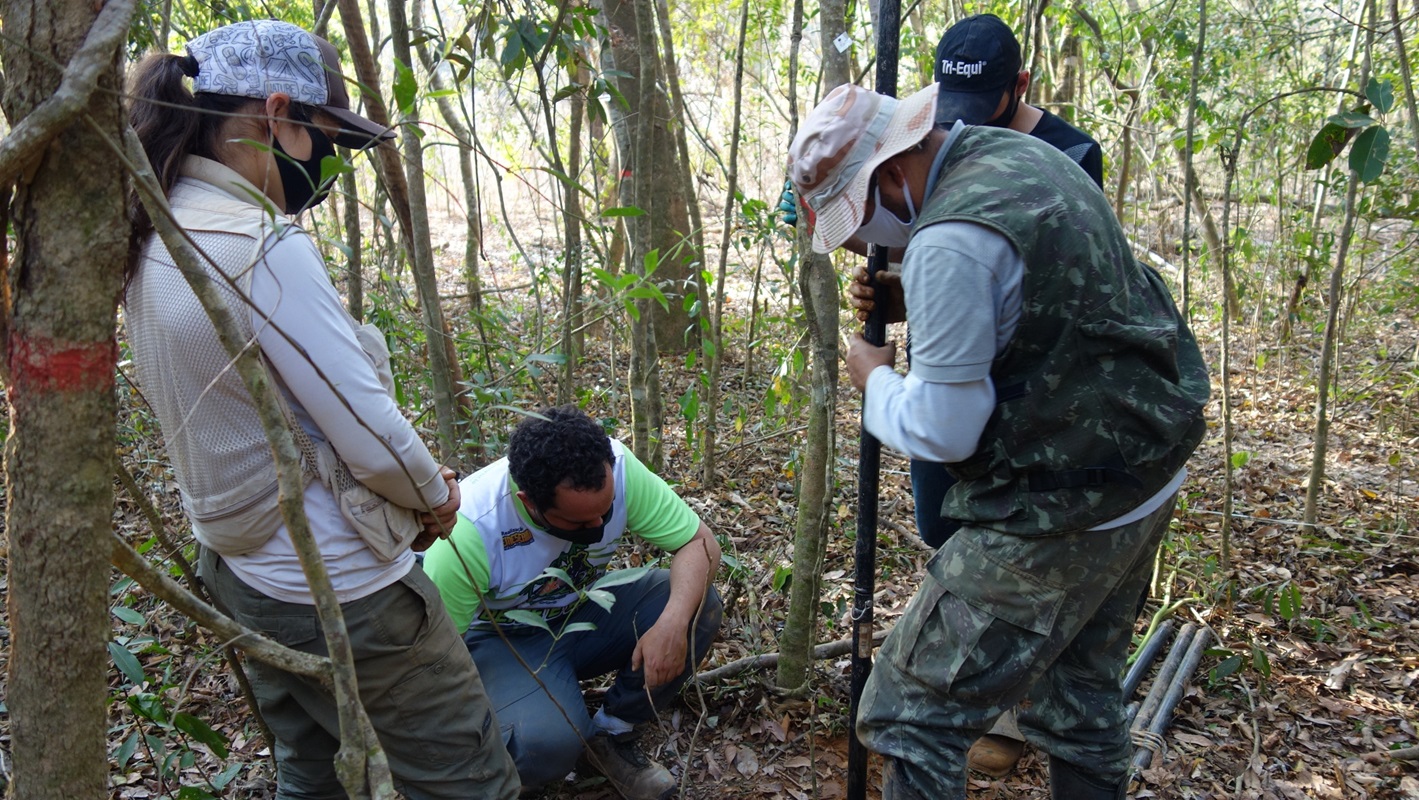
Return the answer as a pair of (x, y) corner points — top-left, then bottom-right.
(124, 52), (254, 287)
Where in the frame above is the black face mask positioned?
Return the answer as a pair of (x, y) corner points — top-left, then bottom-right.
(984, 89), (1021, 129)
(273, 108), (336, 214)
(532, 501), (615, 546)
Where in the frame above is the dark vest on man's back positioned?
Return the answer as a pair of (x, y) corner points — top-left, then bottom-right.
(913, 126), (1210, 534)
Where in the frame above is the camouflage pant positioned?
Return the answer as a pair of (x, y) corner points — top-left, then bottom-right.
(857, 497), (1175, 797)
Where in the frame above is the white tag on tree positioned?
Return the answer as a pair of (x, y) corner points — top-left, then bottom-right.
(833, 32), (852, 53)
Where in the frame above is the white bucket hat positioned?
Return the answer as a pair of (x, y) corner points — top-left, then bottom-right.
(787, 82), (938, 253)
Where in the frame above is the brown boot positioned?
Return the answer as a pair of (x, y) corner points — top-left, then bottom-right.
(966, 733), (1026, 778)
(584, 730), (677, 800)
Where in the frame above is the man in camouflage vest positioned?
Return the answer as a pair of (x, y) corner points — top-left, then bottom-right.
(787, 83), (1209, 799)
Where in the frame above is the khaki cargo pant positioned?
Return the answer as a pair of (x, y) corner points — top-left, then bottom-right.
(200, 548), (520, 800)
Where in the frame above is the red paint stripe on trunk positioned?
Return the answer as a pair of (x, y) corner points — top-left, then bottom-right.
(7, 333), (117, 396)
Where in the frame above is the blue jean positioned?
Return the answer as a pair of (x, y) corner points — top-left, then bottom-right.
(910, 459), (962, 548)
(463, 569), (723, 789)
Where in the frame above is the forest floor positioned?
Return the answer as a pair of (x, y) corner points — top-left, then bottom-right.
(99, 302), (1419, 799)
(518, 311), (1419, 800)
(3, 233), (1417, 799)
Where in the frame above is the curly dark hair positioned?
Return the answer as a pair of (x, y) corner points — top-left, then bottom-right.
(507, 406), (614, 510)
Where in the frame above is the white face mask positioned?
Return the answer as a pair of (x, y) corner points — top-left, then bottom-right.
(855, 176), (918, 247)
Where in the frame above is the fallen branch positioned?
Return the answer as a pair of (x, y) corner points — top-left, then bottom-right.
(697, 628), (891, 685)
(109, 532), (329, 679)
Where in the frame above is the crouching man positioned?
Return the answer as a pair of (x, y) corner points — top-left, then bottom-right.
(422, 406), (723, 800)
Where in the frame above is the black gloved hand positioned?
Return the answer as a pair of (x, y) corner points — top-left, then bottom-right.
(777, 179), (798, 227)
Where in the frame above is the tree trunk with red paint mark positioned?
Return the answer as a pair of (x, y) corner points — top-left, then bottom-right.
(0, 0), (129, 796)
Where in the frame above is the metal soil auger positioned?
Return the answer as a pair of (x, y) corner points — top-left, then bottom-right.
(1130, 623), (1213, 772)
(1125, 620), (1214, 776)
(847, 3), (900, 800)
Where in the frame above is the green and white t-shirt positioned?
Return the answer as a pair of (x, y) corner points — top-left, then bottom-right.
(421, 438), (701, 632)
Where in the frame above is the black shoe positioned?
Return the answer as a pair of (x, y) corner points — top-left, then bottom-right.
(882, 757), (930, 800)
(1048, 755), (1128, 800)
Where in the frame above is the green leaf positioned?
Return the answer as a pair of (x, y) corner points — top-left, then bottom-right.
(176, 786), (218, 800)
(1365, 78), (1396, 114)
(499, 29), (526, 74)
(1305, 121), (1353, 169)
(393, 59), (418, 118)
(551, 82), (583, 103)
(643, 248), (661, 275)
(542, 567), (577, 590)
(108, 641), (145, 686)
(535, 166), (593, 199)
(679, 387), (700, 419)
(627, 285), (667, 306)
(560, 622), (598, 635)
(114, 731), (139, 769)
(1327, 111), (1376, 129)
(772, 564), (792, 593)
(112, 606), (145, 625)
(1348, 125), (1390, 183)
(319, 154), (354, 185)
(1229, 451), (1251, 469)
(1277, 582), (1302, 621)
(1251, 644), (1272, 678)
(1210, 654), (1243, 682)
(211, 763), (242, 790)
(504, 609), (552, 632)
(590, 567), (653, 590)
(127, 693), (167, 723)
(585, 588), (617, 613)
(600, 206), (645, 218)
(174, 712), (229, 758)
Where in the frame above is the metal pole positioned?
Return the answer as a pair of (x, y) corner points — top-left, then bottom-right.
(1121, 619), (1176, 698)
(1131, 629), (1212, 771)
(847, 4), (900, 799)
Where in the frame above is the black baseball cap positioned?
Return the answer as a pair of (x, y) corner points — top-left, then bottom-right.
(934, 14), (1021, 125)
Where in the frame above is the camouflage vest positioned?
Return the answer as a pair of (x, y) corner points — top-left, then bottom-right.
(915, 127), (1209, 534)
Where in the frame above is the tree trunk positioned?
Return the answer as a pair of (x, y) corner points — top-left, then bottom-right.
(385, 0), (464, 462)
(602, 0), (697, 355)
(338, 0), (466, 461)
(558, 62), (587, 407)
(411, 0), (491, 446)
(626, 0), (665, 469)
(1179, 0), (1206, 319)
(777, 0), (846, 692)
(653, 0), (713, 455)
(1282, 16), (1364, 342)
(1390, 0), (1419, 157)
(1305, 2), (1374, 530)
(701, 0), (749, 487)
(0, 0), (131, 796)
(340, 149), (364, 321)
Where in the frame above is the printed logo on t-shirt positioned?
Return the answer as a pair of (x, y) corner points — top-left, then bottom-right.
(501, 527), (534, 549)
